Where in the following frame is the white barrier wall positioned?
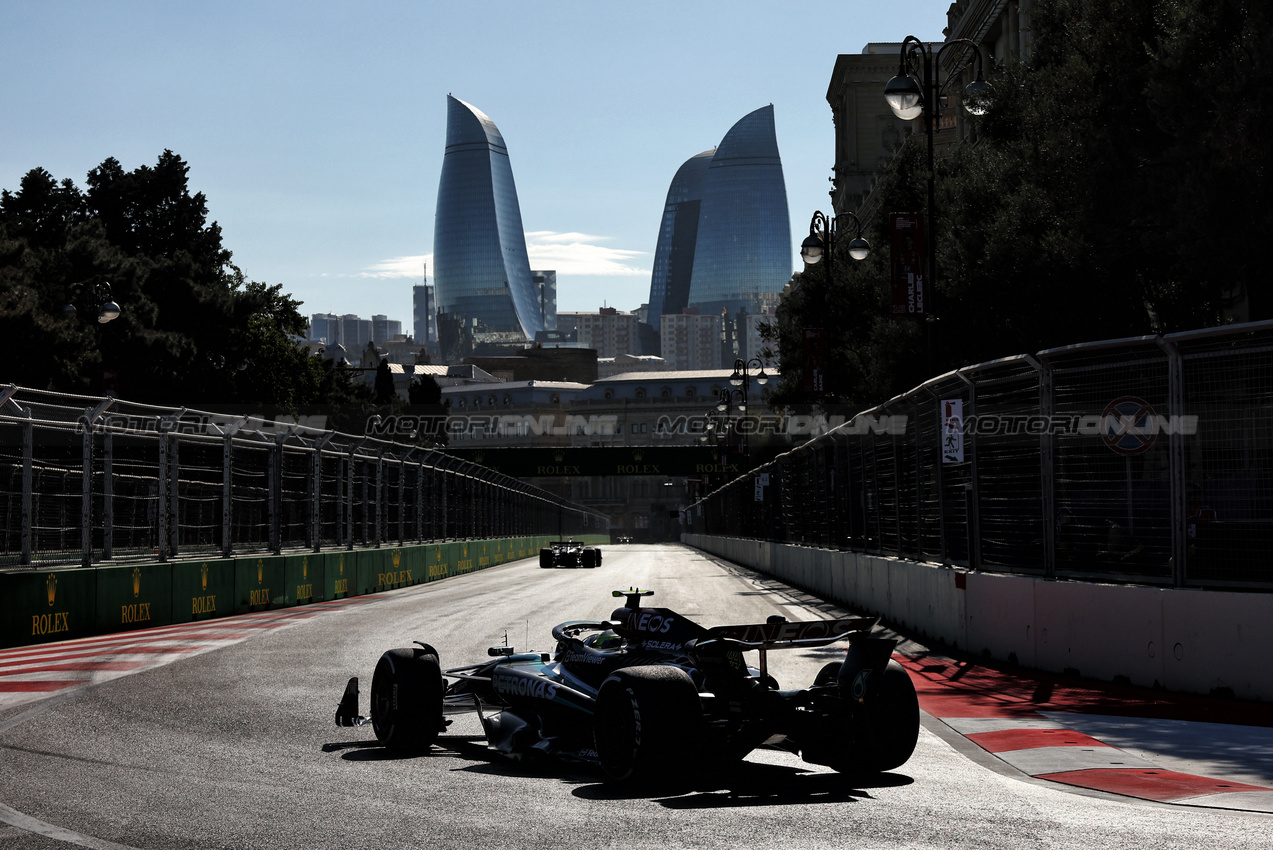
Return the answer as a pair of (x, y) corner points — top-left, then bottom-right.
(683, 534), (1273, 703)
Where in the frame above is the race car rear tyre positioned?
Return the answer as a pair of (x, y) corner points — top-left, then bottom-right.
(583, 549), (598, 568)
(855, 659), (920, 773)
(539, 548), (554, 569)
(370, 646), (444, 752)
(594, 665), (704, 784)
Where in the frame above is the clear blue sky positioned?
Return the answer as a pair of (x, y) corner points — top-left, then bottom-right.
(1, 1), (951, 326)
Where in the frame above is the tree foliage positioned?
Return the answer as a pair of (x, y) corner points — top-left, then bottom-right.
(769, 0), (1272, 409)
(0, 150), (337, 406)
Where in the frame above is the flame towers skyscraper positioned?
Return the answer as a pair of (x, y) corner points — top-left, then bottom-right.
(647, 106), (792, 327)
(433, 96), (544, 357)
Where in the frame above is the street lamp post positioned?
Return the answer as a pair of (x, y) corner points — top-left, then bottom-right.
(62, 280), (122, 324)
(883, 36), (989, 328)
(800, 209), (871, 277)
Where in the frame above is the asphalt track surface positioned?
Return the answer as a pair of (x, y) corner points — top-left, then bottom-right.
(1, 543), (1270, 850)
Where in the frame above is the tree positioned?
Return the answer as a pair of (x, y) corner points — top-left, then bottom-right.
(771, 0), (1272, 409)
(0, 151), (332, 408)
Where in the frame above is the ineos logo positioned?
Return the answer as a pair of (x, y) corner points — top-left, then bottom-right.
(634, 611), (675, 634)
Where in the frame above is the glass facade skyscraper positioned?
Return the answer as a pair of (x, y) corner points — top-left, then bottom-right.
(433, 96), (543, 355)
(685, 105), (792, 318)
(647, 149), (713, 332)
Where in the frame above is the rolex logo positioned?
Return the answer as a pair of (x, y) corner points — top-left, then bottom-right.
(302, 558), (308, 580)
(553, 450), (565, 462)
(393, 549), (401, 568)
(339, 556), (345, 575)
(633, 450), (644, 462)
(257, 560), (264, 584)
(132, 567), (141, 598)
(201, 564), (208, 590)
(47, 575), (57, 606)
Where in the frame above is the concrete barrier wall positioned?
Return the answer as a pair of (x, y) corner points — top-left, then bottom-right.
(684, 534), (1273, 703)
(0, 534), (609, 651)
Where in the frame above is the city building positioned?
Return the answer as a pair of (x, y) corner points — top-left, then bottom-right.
(660, 312), (722, 371)
(684, 105), (793, 321)
(433, 95), (544, 359)
(413, 277), (438, 344)
(532, 270), (558, 331)
(371, 315), (402, 345)
(308, 312), (339, 344)
(825, 44), (919, 219)
(647, 149), (713, 332)
(576, 307), (641, 358)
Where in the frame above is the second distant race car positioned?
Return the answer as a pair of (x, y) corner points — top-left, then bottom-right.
(539, 539), (601, 569)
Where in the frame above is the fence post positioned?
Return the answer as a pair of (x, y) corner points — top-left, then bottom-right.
(158, 419), (169, 563)
(169, 433), (180, 558)
(21, 406), (33, 566)
(312, 433), (334, 553)
(346, 438), (366, 551)
(1158, 337), (1188, 587)
(957, 370), (980, 570)
(1034, 354), (1056, 579)
(81, 417), (92, 567)
(103, 430), (113, 561)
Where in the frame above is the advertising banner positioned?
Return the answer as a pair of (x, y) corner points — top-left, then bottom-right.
(890, 212), (928, 318)
(801, 328), (826, 395)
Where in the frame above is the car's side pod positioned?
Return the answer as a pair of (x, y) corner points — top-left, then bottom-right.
(837, 636), (900, 703)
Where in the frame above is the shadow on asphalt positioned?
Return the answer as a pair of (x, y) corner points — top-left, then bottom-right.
(574, 761), (914, 807)
(322, 734), (913, 805)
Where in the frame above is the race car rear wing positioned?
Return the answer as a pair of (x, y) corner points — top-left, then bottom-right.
(705, 616), (878, 650)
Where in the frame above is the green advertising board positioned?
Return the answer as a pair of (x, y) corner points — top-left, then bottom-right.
(171, 559), (235, 622)
(1, 567), (97, 647)
(284, 553), (323, 605)
(234, 555), (287, 614)
(94, 563), (172, 634)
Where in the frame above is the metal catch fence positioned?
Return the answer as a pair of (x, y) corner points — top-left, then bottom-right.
(0, 386), (605, 568)
(688, 321), (1273, 590)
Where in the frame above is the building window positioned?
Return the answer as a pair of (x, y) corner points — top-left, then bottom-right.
(604, 389), (614, 400)
(660, 387), (671, 399)
(685, 386), (696, 399)
(635, 388), (646, 399)
(550, 394), (560, 404)
(502, 394), (511, 405)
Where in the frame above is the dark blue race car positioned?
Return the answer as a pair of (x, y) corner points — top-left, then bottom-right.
(336, 588), (919, 783)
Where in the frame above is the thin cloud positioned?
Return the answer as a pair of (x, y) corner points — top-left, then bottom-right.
(524, 231), (648, 276)
(358, 255), (432, 279)
(358, 233), (649, 279)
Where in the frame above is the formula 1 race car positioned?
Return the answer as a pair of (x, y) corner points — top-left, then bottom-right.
(539, 539), (601, 569)
(335, 588), (919, 783)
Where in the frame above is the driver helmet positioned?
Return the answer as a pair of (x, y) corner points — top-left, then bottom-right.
(588, 630), (623, 651)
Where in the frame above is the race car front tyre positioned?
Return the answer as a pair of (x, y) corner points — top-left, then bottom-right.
(594, 665), (704, 783)
(370, 646), (444, 751)
(856, 659), (920, 772)
(539, 548), (554, 568)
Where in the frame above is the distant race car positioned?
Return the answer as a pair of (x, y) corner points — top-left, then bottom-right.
(538, 539), (601, 569)
(615, 535), (633, 544)
(335, 587), (919, 783)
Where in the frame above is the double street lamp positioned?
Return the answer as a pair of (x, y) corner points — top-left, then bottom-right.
(800, 209), (870, 273)
(882, 36), (989, 321)
(62, 280), (122, 324)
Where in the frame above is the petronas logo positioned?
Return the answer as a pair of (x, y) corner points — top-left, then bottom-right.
(47, 574), (57, 606)
(132, 567), (141, 598)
